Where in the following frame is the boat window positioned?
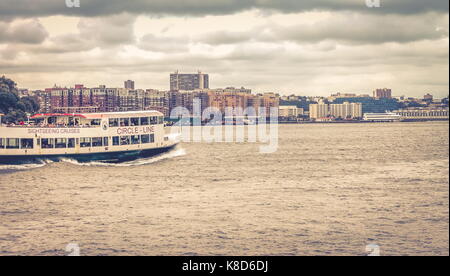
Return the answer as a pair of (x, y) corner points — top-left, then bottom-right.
(80, 138), (91, 148)
(92, 137), (103, 147)
(91, 119), (101, 126)
(158, 116), (164, 124)
(131, 135), (140, 145)
(141, 135), (150, 144)
(55, 138), (67, 148)
(103, 137), (109, 147)
(150, 116), (158, 125)
(48, 117), (57, 125)
(120, 136), (130, 146)
(41, 138), (55, 149)
(0, 138), (5, 149)
(68, 138), (76, 148)
(112, 136), (120, 146)
(130, 118), (140, 126)
(109, 118), (119, 127)
(22, 138), (35, 149)
(6, 138), (20, 149)
(34, 118), (45, 126)
(111, 135), (157, 146)
(140, 117), (149, 125)
(68, 117), (75, 126)
(120, 118), (130, 127)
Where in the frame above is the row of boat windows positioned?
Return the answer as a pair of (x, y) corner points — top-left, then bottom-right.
(108, 117), (164, 127)
(0, 135), (155, 149)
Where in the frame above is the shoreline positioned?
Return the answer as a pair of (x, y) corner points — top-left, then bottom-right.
(278, 119), (449, 124)
(167, 119), (449, 127)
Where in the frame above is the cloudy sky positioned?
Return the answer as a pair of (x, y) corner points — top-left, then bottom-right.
(0, 0), (448, 97)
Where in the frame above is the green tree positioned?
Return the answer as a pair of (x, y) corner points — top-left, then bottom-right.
(0, 76), (40, 123)
(3, 110), (27, 123)
(0, 92), (19, 113)
(20, 96), (40, 113)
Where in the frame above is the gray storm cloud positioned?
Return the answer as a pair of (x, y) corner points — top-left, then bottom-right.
(0, 0), (448, 97)
(198, 13), (449, 45)
(138, 34), (190, 53)
(0, 19), (48, 44)
(0, 0), (448, 19)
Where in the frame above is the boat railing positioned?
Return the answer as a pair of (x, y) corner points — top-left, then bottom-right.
(1, 124), (99, 129)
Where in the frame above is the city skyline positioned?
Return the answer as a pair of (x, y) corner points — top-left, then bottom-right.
(11, 76), (449, 100)
(0, 0), (448, 97)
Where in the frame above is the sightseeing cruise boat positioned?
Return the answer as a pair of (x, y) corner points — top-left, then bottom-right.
(0, 111), (178, 164)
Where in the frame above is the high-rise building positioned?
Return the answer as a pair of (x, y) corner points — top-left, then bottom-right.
(144, 90), (170, 117)
(330, 102), (362, 119)
(351, 102), (363, 118)
(373, 88), (392, 99)
(32, 90), (51, 112)
(170, 71), (209, 91)
(279, 106), (302, 118)
(117, 88), (140, 111)
(310, 102), (362, 119)
(91, 86), (108, 112)
(169, 90), (209, 115)
(124, 80), (135, 90)
(309, 103), (329, 119)
(258, 93), (279, 116)
(207, 90), (251, 114)
(424, 94), (434, 102)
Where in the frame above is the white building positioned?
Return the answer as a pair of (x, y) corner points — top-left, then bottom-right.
(279, 106), (304, 118)
(309, 103), (329, 119)
(330, 102), (362, 119)
(310, 102), (362, 120)
(394, 109), (449, 121)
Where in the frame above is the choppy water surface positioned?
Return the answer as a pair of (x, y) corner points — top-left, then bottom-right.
(0, 122), (448, 256)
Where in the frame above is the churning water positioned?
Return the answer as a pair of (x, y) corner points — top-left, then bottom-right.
(0, 122), (448, 255)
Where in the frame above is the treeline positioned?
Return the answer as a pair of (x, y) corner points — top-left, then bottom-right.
(0, 76), (40, 123)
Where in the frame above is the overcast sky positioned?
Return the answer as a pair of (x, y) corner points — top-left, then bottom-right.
(0, 0), (448, 97)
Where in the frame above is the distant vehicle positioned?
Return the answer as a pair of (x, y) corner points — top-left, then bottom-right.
(363, 112), (402, 122)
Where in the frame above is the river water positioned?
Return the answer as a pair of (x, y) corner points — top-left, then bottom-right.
(0, 122), (448, 256)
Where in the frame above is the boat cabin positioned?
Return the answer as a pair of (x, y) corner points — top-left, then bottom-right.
(25, 111), (164, 128)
